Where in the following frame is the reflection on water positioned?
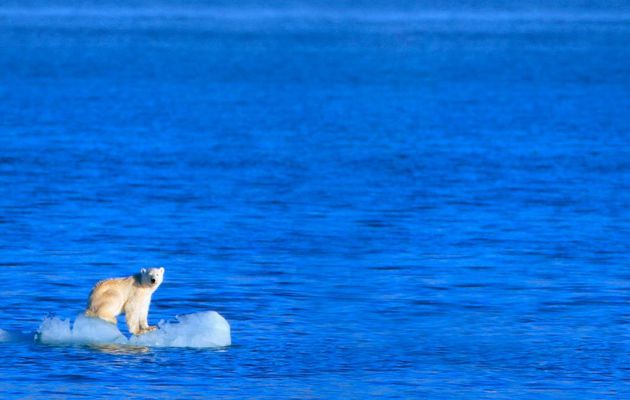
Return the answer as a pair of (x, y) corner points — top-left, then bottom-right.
(90, 344), (150, 355)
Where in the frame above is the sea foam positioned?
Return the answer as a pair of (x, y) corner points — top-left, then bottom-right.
(36, 311), (231, 348)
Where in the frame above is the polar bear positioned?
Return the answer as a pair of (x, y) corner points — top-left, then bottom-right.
(85, 267), (165, 335)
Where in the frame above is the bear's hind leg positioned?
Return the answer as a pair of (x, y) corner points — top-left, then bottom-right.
(85, 309), (118, 325)
(99, 315), (118, 325)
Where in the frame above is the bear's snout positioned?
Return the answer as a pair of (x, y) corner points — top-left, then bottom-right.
(151, 278), (156, 284)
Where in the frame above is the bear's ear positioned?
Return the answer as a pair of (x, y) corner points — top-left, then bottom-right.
(159, 267), (165, 274)
(141, 268), (147, 274)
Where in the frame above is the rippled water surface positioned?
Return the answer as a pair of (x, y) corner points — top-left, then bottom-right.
(1, 1), (629, 398)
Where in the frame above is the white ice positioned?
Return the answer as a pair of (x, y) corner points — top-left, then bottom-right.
(37, 314), (126, 345)
(0, 328), (9, 342)
(36, 311), (231, 348)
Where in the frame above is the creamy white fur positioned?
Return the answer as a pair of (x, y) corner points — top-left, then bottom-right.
(85, 267), (164, 335)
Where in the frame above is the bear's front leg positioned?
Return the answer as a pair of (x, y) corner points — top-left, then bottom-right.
(140, 316), (157, 333)
(125, 313), (142, 336)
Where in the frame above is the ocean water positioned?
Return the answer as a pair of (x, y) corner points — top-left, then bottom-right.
(1, 1), (629, 398)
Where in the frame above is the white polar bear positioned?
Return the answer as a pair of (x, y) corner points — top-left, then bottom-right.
(85, 267), (165, 335)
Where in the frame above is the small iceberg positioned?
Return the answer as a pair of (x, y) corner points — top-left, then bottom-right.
(36, 311), (231, 348)
(37, 314), (126, 345)
(130, 312), (231, 347)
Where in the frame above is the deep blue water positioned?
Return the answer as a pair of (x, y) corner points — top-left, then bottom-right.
(1, 1), (629, 398)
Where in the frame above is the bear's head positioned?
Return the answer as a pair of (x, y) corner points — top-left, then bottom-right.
(140, 267), (165, 290)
